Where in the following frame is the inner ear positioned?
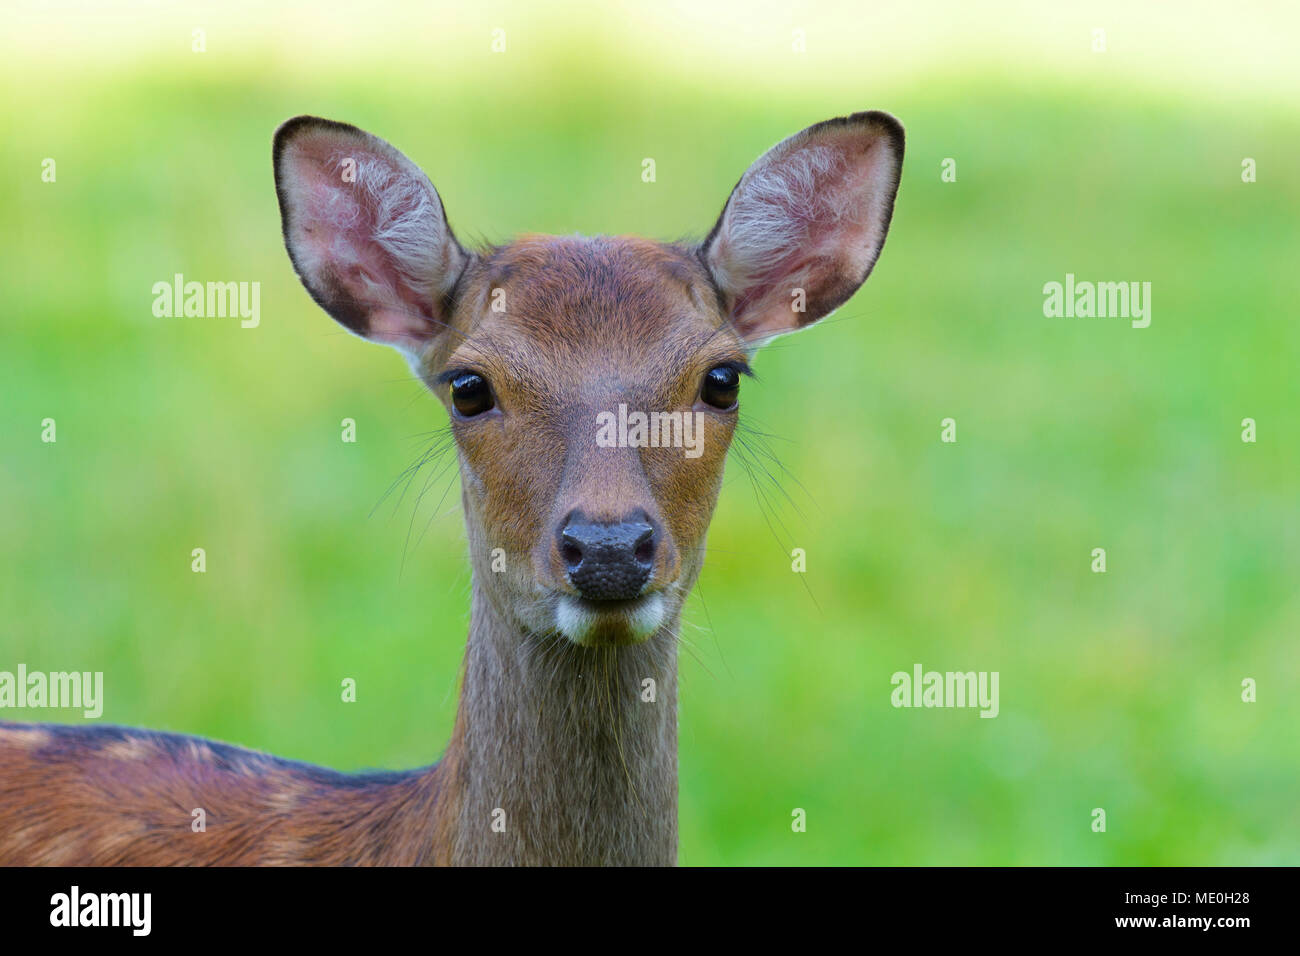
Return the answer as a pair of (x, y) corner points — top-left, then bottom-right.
(273, 116), (470, 356)
(701, 111), (904, 346)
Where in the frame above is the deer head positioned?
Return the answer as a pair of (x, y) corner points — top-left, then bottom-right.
(272, 112), (903, 649)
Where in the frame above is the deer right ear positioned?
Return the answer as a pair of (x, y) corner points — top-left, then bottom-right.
(272, 116), (469, 358)
(700, 110), (904, 348)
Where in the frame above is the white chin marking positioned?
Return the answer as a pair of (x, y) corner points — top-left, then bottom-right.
(556, 593), (666, 645)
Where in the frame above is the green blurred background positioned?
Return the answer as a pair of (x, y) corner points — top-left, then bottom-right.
(2, 1), (1297, 864)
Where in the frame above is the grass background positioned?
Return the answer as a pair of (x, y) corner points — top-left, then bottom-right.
(2, 1), (1297, 864)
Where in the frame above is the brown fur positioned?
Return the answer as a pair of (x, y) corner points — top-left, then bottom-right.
(0, 723), (439, 865)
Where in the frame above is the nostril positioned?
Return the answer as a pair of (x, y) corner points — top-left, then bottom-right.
(560, 537), (583, 571)
(633, 527), (655, 566)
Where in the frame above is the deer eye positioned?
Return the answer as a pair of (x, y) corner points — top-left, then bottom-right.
(450, 372), (495, 417)
(700, 365), (740, 410)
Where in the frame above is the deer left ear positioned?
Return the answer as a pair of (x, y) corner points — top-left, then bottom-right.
(273, 115), (470, 359)
(700, 111), (904, 347)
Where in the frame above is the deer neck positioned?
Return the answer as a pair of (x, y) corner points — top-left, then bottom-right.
(434, 582), (679, 866)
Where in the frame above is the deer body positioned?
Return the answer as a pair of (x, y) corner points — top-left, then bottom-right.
(0, 593), (674, 865)
(0, 111), (902, 865)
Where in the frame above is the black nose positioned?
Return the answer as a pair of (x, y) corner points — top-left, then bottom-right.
(559, 511), (656, 601)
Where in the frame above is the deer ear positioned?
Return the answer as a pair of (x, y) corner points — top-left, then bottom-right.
(272, 116), (469, 357)
(700, 111), (904, 347)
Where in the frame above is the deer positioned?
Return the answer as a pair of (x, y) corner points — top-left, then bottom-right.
(0, 110), (903, 865)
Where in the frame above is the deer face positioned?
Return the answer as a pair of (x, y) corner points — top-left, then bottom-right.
(273, 112), (903, 646)
(416, 235), (745, 645)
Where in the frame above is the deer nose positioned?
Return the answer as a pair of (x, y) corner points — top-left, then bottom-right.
(559, 511), (656, 601)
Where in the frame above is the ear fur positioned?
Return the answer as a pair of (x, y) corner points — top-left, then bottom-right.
(273, 115), (469, 357)
(700, 110), (904, 345)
